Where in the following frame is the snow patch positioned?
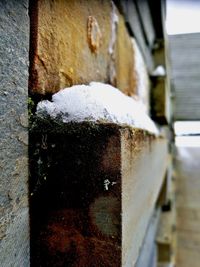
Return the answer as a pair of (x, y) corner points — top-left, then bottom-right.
(36, 82), (159, 135)
(108, 1), (119, 55)
(132, 38), (150, 114)
(151, 65), (166, 77)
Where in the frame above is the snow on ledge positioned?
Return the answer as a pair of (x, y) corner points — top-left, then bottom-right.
(36, 82), (159, 135)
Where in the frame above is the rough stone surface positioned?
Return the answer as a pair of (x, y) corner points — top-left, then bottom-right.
(29, 0), (136, 96)
(29, 121), (167, 266)
(0, 0), (29, 266)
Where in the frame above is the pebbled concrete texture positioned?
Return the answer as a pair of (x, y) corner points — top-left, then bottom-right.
(0, 0), (29, 266)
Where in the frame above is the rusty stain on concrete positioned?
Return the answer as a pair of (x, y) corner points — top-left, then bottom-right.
(29, 120), (167, 266)
(29, 122), (122, 266)
(87, 16), (102, 53)
(35, 209), (120, 267)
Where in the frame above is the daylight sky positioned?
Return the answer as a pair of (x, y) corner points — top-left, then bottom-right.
(166, 0), (200, 35)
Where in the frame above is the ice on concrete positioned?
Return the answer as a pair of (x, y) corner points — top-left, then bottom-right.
(36, 82), (159, 135)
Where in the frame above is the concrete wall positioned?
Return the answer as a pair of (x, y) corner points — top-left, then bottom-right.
(0, 0), (29, 266)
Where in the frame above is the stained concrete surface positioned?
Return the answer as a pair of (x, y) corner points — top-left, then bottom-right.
(175, 140), (200, 267)
(29, 120), (167, 266)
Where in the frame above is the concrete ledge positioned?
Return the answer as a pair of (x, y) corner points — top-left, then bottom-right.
(30, 121), (167, 266)
(121, 128), (168, 266)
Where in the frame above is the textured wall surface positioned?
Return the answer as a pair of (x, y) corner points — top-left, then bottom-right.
(29, 0), (136, 96)
(30, 123), (122, 266)
(122, 130), (167, 267)
(29, 120), (167, 266)
(0, 0), (29, 266)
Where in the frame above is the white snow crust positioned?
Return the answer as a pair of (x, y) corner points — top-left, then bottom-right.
(131, 38), (150, 114)
(151, 65), (166, 77)
(36, 82), (159, 135)
(108, 1), (119, 55)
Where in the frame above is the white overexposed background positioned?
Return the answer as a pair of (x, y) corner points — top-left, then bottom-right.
(166, 0), (200, 35)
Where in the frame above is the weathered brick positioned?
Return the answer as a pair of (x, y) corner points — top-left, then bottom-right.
(29, 0), (136, 96)
(30, 121), (167, 266)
